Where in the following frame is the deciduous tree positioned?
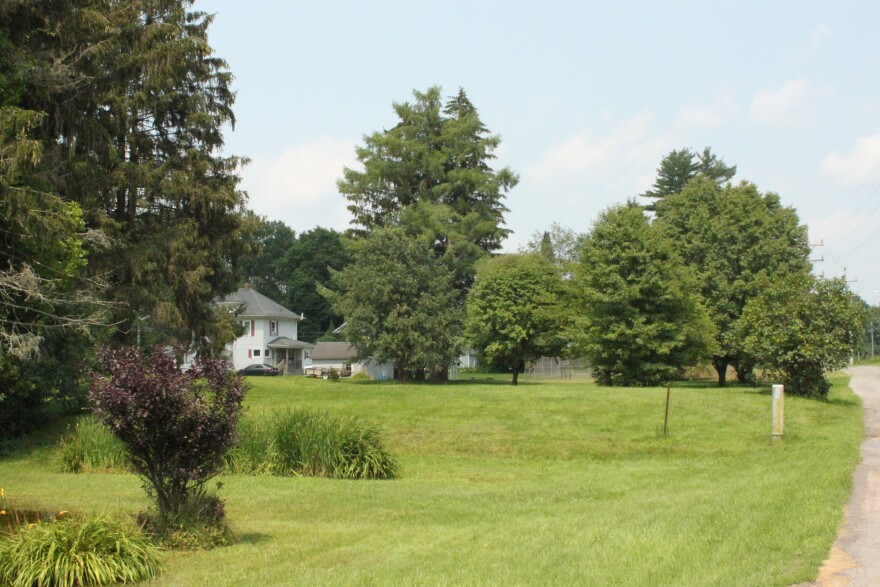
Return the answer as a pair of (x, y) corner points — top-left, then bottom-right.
(323, 228), (461, 381)
(573, 203), (716, 386)
(90, 346), (245, 528)
(738, 276), (862, 398)
(655, 178), (811, 385)
(238, 219), (350, 342)
(466, 254), (567, 385)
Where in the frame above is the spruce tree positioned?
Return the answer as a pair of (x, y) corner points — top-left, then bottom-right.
(339, 86), (518, 291)
(4, 0), (248, 351)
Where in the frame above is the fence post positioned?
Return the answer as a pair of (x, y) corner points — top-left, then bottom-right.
(771, 384), (784, 439)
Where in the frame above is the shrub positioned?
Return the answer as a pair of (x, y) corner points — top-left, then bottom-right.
(89, 346), (245, 530)
(140, 488), (231, 550)
(226, 410), (399, 479)
(0, 515), (162, 587)
(739, 276), (863, 398)
(59, 415), (129, 473)
(59, 407), (399, 481)
(350, 371), (371, 382)
(328, 367), (340, 381)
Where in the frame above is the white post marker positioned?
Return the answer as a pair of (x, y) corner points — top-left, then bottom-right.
(772, 384), (784, 439)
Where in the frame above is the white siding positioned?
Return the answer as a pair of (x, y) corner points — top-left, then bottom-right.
(227, 317), (301, 370)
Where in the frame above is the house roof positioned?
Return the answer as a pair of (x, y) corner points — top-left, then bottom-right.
(216, 285), (302, 320)
(267, 337), (314, 350)
(311, 342), (358, 361)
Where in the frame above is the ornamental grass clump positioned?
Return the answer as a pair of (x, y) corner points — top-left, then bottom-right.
(0, 515), (162, 587)
(226, 410), (398, 479)
(89, 346), (245, 538)
(59, 415), (130, 473)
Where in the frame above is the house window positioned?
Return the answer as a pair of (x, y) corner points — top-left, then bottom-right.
(254, 349), (261, 357)
(265, 349), (270, 357)
(304, 350), (311, 359)
(269, 320), (278, 336)
(241, 320), (251, 336)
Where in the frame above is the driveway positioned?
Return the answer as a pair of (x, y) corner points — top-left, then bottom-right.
(798, 366), (880, 586)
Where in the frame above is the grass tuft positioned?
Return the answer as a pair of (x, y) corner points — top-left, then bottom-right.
(58, 416), (129, 473)
(226, 410), (399, 479)
(0, 515), (162, 587)
(59, 410), (398, 480)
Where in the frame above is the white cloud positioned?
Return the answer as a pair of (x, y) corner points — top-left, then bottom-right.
(821, 133), (880, 185)
(242, 136), (358, 233)
(799, 24), (831, 60)
(676, 90), (740, 130)
(527, 111), (659, 180)
(749, 78), (819, 128)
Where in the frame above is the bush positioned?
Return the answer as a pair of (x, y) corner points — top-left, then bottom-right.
(328, 367), (340, 381)
(59, 409), (399, 480)
(350, 371), (371, 382)
(226, 410), (399, 479)
(739, 276), (863, 398)
(0, 515), (162, 587)
(89, 346), (245, 529)
(59, 415), (129, 473)
(139, 488), (231, 550)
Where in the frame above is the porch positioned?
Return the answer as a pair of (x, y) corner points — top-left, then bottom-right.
(267, 336), (314, 376)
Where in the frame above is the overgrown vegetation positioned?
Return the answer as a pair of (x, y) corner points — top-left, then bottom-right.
(60, 410), (399, 480)
(0, 514), (162, 587)
(226, 410), (399, 479)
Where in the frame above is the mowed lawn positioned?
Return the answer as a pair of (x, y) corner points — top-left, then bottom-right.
(0, 374), (863, 586)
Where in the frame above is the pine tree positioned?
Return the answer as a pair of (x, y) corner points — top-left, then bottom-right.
(641, 147), (736, 212)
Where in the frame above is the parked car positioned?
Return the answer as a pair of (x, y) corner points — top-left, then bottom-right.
(238, 363), (279, 376)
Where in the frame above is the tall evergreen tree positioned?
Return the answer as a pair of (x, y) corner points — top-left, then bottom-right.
(641, 147), (736, 212)
(3, 0), (248, 352)
(339, 86), (518, 291)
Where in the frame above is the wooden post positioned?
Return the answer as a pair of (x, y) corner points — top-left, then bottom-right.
(663, 385), (671, 436)
(772, 384), (784, 438)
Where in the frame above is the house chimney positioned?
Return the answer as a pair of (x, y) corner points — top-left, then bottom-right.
(243, 282), (251, 290)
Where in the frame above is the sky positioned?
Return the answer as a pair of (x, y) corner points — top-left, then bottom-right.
(197, 0), (880, 301)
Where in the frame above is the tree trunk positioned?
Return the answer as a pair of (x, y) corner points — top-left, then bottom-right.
(713, 357), (729, 387)
(734, 358), (756, 384)
(512, 357), (525, 386)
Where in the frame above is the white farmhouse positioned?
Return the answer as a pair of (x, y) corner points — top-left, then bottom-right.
(216, 284), (314, 374)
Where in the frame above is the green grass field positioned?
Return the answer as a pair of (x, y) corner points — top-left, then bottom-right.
(0, 375), (863, 586)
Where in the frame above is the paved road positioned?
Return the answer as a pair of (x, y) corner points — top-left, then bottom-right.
(799, 366), (880, 587)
